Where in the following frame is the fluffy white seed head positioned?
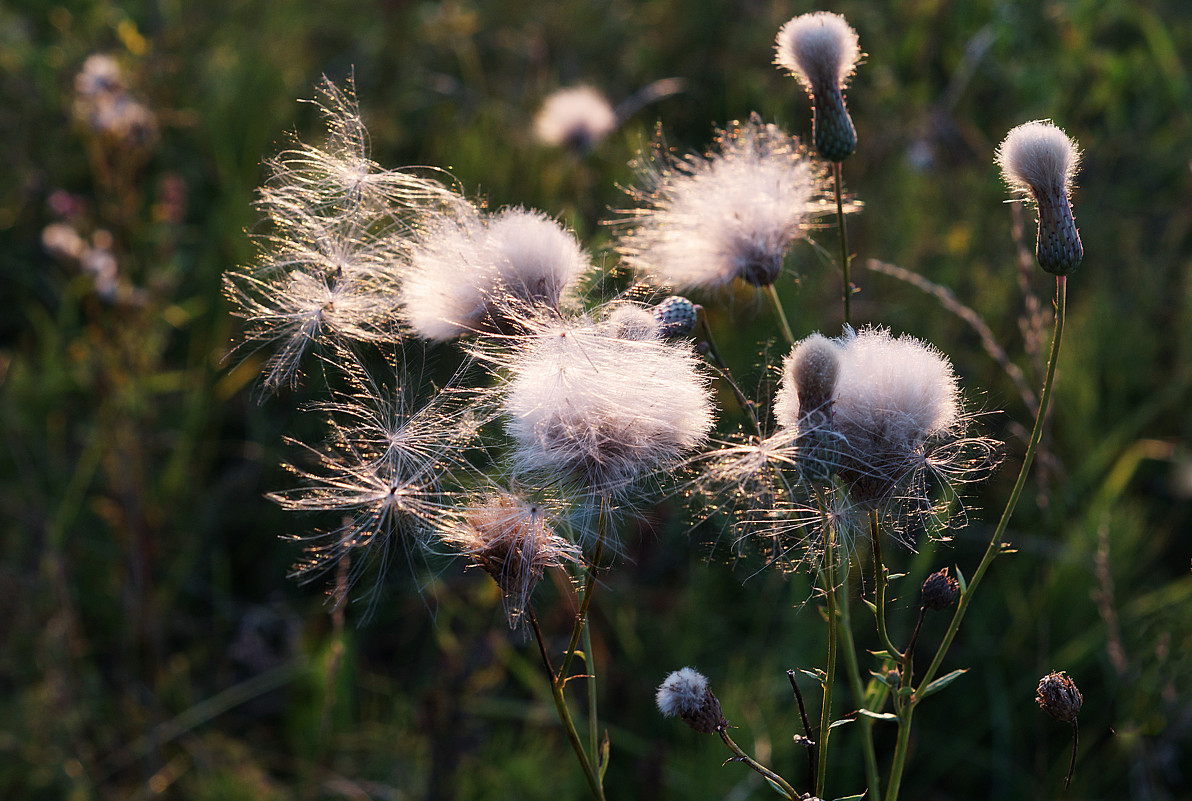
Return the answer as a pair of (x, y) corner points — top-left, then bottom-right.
(996, 120), (1081, 198)
(500, 314), (714, 499)
(656, 667), (725, 733)
(399, 206), (590, 341)
(534, 86), (618, 152)
(618, 117), (825, 290)
(774, 12), (862, 94)
(774, 333), (842, 429)
(656, 667), (709, 718)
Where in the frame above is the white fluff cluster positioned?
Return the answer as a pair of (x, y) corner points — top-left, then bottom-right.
(501, 312), (714, 499)
(774, 12), (862, 94)
(399, 206), (591, 342)
(996, 120), (1081, 198)
(776, 327), (963, 509)
(534, 86), (619, 152)
(656, 667), (710, 718)
(618, 118), (823, 289)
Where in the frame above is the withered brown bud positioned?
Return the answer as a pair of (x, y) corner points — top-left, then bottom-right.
(1036, 671), (1083, 723)
(657, 667), (729, 734)
(920, 567), (960, 611)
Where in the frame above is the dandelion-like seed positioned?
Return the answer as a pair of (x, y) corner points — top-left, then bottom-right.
(996, 120), (1083, 275)
(534, 86), (619, 153)
(399, 206), (591, 342)
(441, 492), (581, 628)
(498, 311), (714, 508)
(656, 668), (727, 734)
(617, 117), (826, 290)
(270, 351), (478, 605)
(775, 12), (862, 162)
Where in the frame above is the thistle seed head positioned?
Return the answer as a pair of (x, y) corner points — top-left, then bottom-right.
(996, 120), (1083, 275)
(774, 12), (862, 162)
(652, 296), (699, 338)
(1036, 671), (1083, 723)
(656, 668), (727, 734)
(920, 567), (960, 611)
(534, 86), (618, 153)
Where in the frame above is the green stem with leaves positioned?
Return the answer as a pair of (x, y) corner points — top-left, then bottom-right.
(839, 561), (882, 801)
(883, 276), (1068, 801)
(816, 524), (840, 799)
(718, 728), (803, 800)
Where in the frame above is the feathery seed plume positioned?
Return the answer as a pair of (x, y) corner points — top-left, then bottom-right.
(996, 120), (1083, 275)
(617, 117), (826, 290)
(774, 12), (862, 162)
(499, 312), (714, 505)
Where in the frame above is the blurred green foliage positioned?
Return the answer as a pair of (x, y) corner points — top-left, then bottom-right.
(1, 0), (1190, 799)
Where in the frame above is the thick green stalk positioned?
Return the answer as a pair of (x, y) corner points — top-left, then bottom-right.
(869, 514), (903, 660)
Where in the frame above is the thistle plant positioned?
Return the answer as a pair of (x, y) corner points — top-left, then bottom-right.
(227, 11), (1090, 799)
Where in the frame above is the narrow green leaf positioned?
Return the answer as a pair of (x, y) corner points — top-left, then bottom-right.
(918, 668), (969, 700)
(829, 716), (856, 730)
(831, 793), (867, 801)
(862, 598), (878, 615)
(888, 572), (907, 580)
(800, 668), (827, 683)
(867, 649), (892, 661)
(763, 777), (790, 798)
(598, 731), (610, 781)
(855, 709), (898, 722)
(954, 565), (968, 594)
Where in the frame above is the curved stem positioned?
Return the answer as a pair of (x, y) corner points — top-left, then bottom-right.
(869, 513), (903, 661)
(697, 307), (763, 436)
(833, 161), (853, 327)
(718, 728), (802, 800)
(558, 515), (607, 684)
(529, 609), (606, 801)
(1066, 718), (1079, 791)
(918, 276), (1067, 693)
(763, 283), (796, 346)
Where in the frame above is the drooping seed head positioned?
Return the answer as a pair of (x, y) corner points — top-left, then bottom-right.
(996, 120), (1083, 275)
(1036, 671), (1083, 722)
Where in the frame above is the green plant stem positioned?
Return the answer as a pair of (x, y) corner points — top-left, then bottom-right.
(583, 621), (600, 776)
(833, 161), (852, 327)
(697, 307), (762, 435)
(884, 276), (1067, 801)
(918, 276), (1067, 693)
(763, 283), (796, 346)
(839, 562), (882, 801)
(558, 522), (606, 685)
(717, 728), (802, 800)
(869, 513), (903, 661)
(816, 528), (839, 799)
(529, 609), (606, 801)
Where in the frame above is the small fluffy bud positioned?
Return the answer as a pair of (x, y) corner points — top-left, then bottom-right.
(656, 668), (727, 734)
(775, 334), (843, 481)
(996, 121), (1083, 275)
(606, 305), (660, 341)
(534, 86), (618, 153)
(652, 296), (699, 338)
(774, 12), (862, 162)
(920, 567), (960, 611)
(1035, 671), (1083, 723)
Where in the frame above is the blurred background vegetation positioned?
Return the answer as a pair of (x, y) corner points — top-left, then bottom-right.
(2, 0), (1190, 798)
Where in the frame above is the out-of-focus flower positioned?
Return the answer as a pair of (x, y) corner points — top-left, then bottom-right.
(617, 117), (826, 290)
(996, 120), (1083, 275)
(534, 86), (618, 153)
(72, 53), (158, 151)
(774, 12), (862, 162)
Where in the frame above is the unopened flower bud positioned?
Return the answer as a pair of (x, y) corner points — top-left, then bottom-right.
(921, 567), (960, 611)
(652, 296), (699, 338)
(996, 121), (1083, 275)
(656, 667), (728, 734)
(1036, 671), (1083, 723)
(774, 12), (862, 162)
